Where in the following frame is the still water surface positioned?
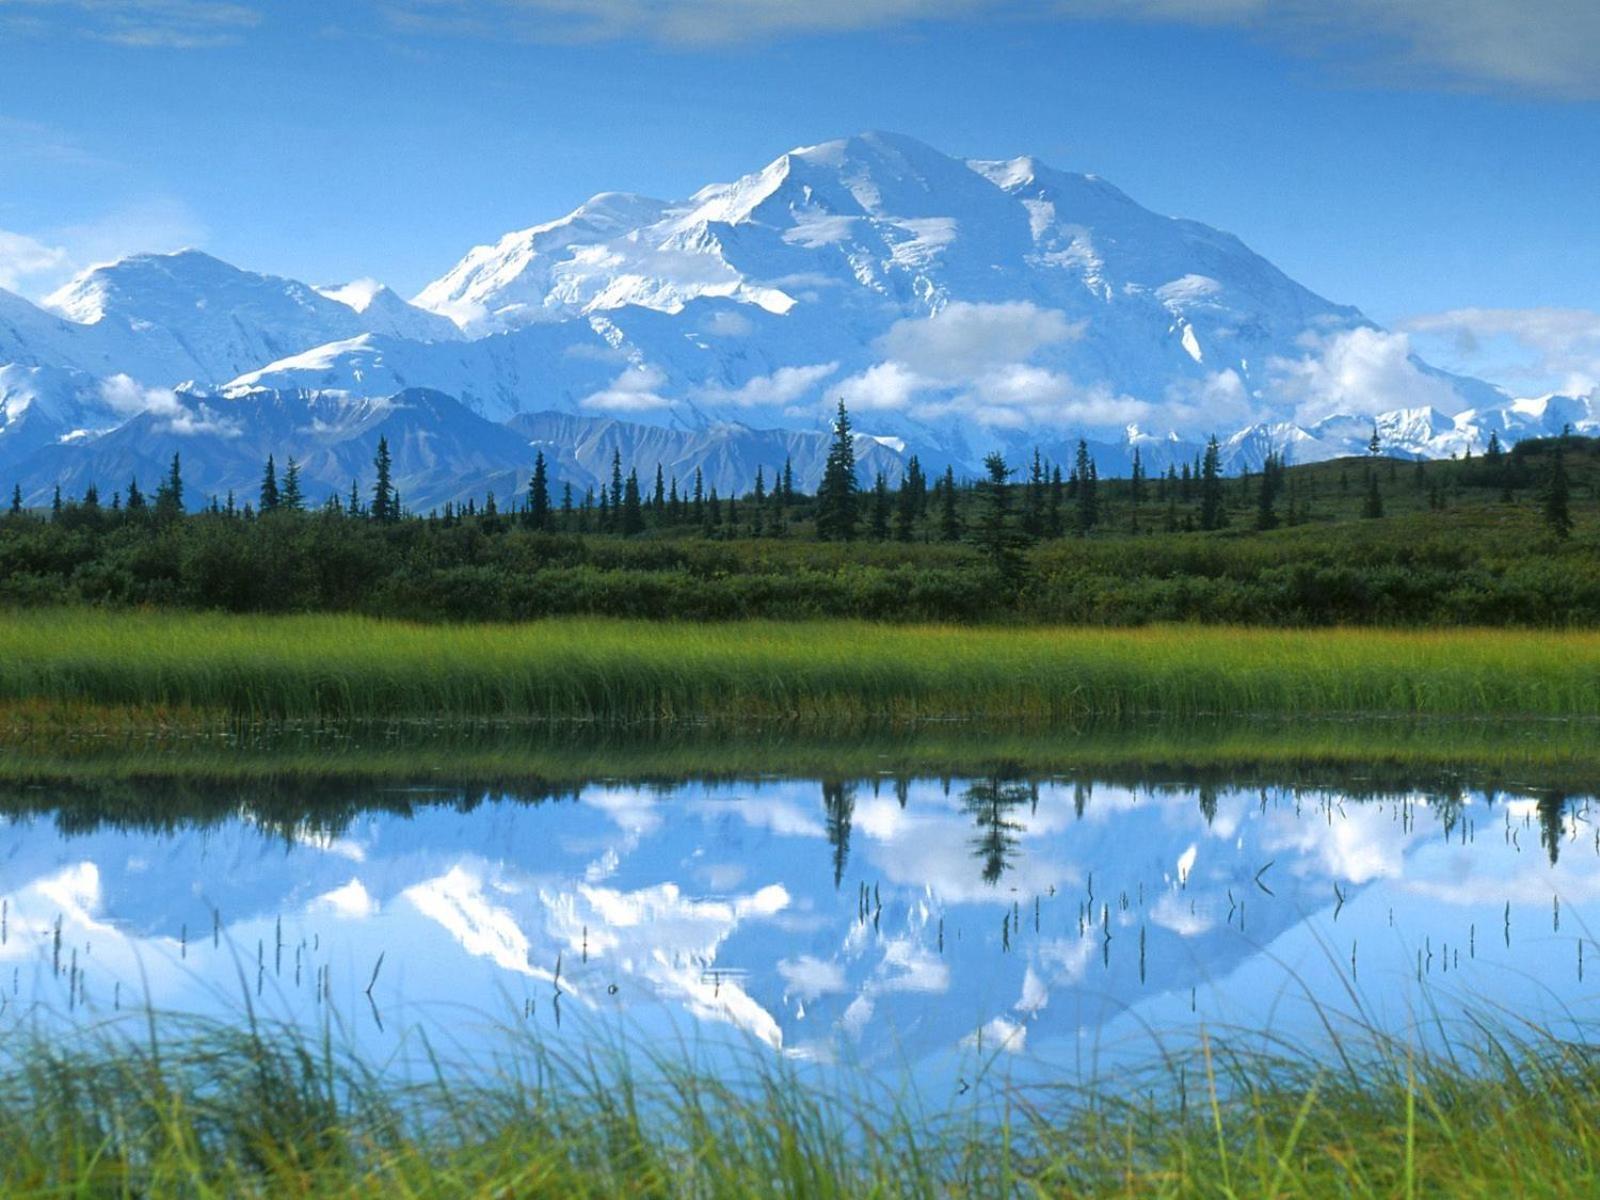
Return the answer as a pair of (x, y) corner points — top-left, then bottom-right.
(1, 774), (1595, 1087)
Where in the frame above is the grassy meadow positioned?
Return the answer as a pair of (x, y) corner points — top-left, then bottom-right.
(4, 609), (1600, 729)
(5, 1017), (1599, 1198)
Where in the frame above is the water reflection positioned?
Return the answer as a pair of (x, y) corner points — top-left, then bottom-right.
(0, 774), (1595, 1084)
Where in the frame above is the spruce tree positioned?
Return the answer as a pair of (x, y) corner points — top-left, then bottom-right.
(1361, 466), (1385, 519)
(281, 457), (304, 512)
(969, 452), (1029, 588)
(1198, 436), (1225, 531)
(528, 450), (551, 530)
(869, 471), (891, 540)
(894, 464), (918, 542)
(372, 436), (397, 522)
(51, 484), (61, 516)
(751, 467), (767, 537)
(814, 400), (859, 541)
(1074, 440), (1098, 536)
(653, 464), (666, 514)
(621, 468), (644, 535)
(154, 452), (183, 519)
(610, 450), (624, 513)
(1544, 450), (1573, 540)
(9, 483), (21, 514)
(781, 455), (795, 505)
(126, 477), (146, 512)
(1255, 452), (1283, 531)
(259, 455), (280, 513)
(939, 465), (961, 542)
(560, 481), (574, 530)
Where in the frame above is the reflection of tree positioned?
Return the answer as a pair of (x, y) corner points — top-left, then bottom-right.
(1198, 785), (1218, 826)
(1537, 793), (1568, 866)
(962, 775), (1034, 885)
(822, 779), (857, 888)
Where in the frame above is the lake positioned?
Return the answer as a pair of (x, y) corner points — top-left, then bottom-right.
(2, 770), (1594, 1095)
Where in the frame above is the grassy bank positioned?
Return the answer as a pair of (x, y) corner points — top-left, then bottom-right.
(4, 1019), (1598, 1197)
(4, 610), (1600, 729)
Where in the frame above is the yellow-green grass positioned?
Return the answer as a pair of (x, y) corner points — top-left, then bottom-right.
(4, 609), (1600, 728)
(5, 1017), (1599, 1197)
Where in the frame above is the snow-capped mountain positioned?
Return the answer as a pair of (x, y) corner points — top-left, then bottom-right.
(0, 130), (1586, 504)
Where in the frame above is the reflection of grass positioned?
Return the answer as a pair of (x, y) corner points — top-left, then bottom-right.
(5, 609), (1600, 725)
(5, 1016), (1598, 1196)
(3, 715), (1600, 793)
(1, 718), (1596, 835)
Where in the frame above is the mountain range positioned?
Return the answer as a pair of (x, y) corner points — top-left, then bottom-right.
(1, 130), (1592, 509)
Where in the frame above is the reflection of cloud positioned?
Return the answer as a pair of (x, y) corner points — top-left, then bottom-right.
(778, 954), (848, 1001)
(1261, 796), (1411, 884)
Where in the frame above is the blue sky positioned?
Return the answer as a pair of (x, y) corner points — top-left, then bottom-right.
(2, 0), (1597, 394)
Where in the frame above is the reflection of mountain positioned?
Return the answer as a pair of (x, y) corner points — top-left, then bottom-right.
(0, 778), (1594, 1079)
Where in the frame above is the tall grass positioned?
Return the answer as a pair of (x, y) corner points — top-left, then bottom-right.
(4, 1015), (1598, 1197)
(4, 609), (1600, 726)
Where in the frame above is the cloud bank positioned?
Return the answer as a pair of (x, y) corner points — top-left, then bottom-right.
(380, 0), (1600, 97)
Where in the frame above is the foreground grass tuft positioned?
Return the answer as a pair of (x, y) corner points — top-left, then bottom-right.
(3, 1019), (1598, 1197)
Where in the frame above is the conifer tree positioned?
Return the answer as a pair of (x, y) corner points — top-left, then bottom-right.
(692, 468), (705, 525)
(1361, 466), (1385, 519)
(751, 467), (767, 537)
(939, 465), (961, 542)
(1048, 465), (1064, 537)
(621, 468), (644, 535)
(371, 437), (397, 522)
(1198, 436), (1226, 531)
(528, 450), (551, 530)
(1544, 450), (1573, 540)
(8, 484), (19, 515)
(1074, 440), (1098, 536)
(609, 450), (624, 513)
(653, 464), (666, 513)
(260, 455), (280, 513)
(154, 452), (183, 520)
(970, 452), (1029, 587)
(1255, 452), (1284, 531)
(281, 457), (304, 512)
(1129, 447), (1145, 504)
(894, 464), (918, 542)
(869, 471), (891, 540)
(814, 399), (859, 541)
(51, 484), (61, 516)
(347, 478), (360, 517)
(561, 481), (574, 530)
(1023, 448), (1045, 538)
(781, 455), (795, 505)
(126, 477), (146, 512)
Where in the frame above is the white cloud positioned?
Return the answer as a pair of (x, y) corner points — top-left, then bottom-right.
(580, 362), (673, 412)
(833, 301), (1146, 432)
(379, 0), (1600, 97)
(696, 362), (837, 408)
(1400, 307), (1600, 398)
(877, 301), (1081, 378)
(837, 361), (921, 412)
(0, 230), (69, 294)
(2, 1), (262, 48)
(1267, 327), (1463, 426)
(98, 373), (241, 436)
(703, 309), (754, 337)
